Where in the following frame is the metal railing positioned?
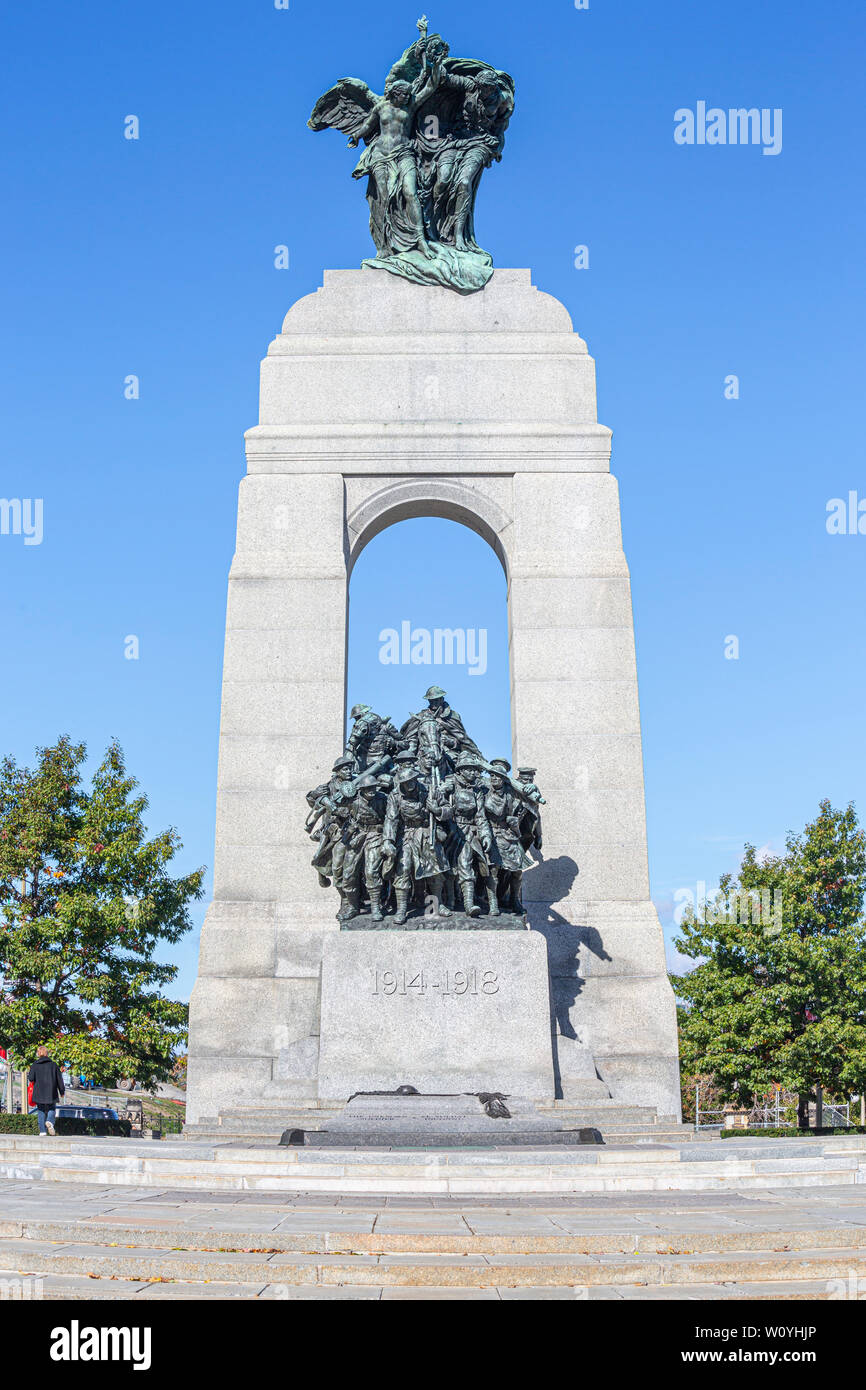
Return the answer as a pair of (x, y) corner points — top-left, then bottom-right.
(694, 1083), (857, 1133)
(693, 1084), (726, 1131)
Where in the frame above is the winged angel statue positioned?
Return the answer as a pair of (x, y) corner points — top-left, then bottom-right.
(308, 17), (514, 293)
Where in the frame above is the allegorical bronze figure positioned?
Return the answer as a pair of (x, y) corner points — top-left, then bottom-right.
(304, 688), (546, 928)
(308, 16), (514, 293)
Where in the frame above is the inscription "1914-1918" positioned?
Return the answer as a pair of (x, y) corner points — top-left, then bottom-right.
(371, 968), (500, 997)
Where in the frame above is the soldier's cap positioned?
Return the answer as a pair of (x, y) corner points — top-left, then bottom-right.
(332, 755), (354, 770)
(425, 685), (446, 700)
(517, 766), (537, 777)
(489, 758), (511, 773)
(395, 750), (417, 762)
(455, 753), (480, 770)
(397, 766), (420, 783)
(355, 775), (380, 792)
(350, 703), (372, 719)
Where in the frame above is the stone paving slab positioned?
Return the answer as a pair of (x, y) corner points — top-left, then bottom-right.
(11, 1215), (866, 1258)
(0, 1179), (862, 1217)
(3, 1233), (863, 1290)
(379, 1286), (499, 1300)
(5, 1270), (842, 1301)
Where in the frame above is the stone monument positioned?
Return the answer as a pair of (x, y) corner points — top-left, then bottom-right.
(185, 18), (681, 1129)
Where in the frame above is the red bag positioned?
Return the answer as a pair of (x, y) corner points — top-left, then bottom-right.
(27, 1081), (33, 1107)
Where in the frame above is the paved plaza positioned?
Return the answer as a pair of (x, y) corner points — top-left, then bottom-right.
(2, 1177), (866, 1300)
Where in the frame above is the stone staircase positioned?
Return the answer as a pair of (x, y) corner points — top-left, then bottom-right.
(1, 1132), (865, 1195)
(2, 1183), (866, 1300)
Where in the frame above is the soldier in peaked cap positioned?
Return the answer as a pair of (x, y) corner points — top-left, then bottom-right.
(516, 765), (543, 796)
(515, 765), (544, 858)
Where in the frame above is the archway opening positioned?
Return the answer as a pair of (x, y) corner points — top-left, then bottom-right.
(346, 516), (511, 760)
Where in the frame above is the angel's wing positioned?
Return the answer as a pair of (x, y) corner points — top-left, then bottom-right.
(307, 77), (377, 140)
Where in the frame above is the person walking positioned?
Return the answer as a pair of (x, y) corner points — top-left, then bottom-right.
(27, 1046), (65, 1136)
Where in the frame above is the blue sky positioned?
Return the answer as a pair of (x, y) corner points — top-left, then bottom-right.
(1, 0), (864, 996)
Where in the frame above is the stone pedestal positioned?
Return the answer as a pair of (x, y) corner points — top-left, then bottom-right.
(317, 931), (555, 1100)
(185, 268), (681, 1126)
(301, 1093), (601, 1147)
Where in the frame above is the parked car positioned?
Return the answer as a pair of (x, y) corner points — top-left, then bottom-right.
(55, 1105), (120, 1122)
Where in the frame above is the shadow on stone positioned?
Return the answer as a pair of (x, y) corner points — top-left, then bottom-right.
(523, 855), (612, 1100)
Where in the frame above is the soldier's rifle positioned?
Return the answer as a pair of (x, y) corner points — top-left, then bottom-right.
(472, 757), (547, 805)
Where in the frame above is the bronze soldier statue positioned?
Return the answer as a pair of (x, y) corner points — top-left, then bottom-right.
(400, 685), (482, 770)
(306, 755), (355, 899)
(382, 765), (451, 924)
(516, 763), (544, 857)
(306, 689), (545, 925)
(340, 774), (388, 922)
(346, 704), (401, 770)
(484, 757), (534, 915)
(436, 751), (495, 917)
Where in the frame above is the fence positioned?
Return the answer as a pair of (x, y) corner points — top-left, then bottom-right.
(693, 1084), (727, 1131)
(694, 1083), (857, 1132)
(1, 1060), (28, 1115)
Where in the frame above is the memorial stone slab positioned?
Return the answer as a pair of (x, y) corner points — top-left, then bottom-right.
(317, 931), (555, 1099)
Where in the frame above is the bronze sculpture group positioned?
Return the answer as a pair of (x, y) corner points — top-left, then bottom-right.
(305, 688), (545, 927)
(308, 17), (514, 293)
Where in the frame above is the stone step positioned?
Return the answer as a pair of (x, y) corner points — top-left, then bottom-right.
(1, 1273), (839, 1295)
(189, 1103), (671, 1134)
(7, 1215), (866, 1257)
(183, 1123), (719, 1145)
(2, 1235), (865, 1287)
(1, 1135), (864, 1194)
(0, 1270), (841, 1300)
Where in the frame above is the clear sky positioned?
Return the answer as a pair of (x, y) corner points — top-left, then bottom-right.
(2, 0), (864, 997)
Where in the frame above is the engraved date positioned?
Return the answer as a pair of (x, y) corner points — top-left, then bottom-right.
(371, 968), (499, 996)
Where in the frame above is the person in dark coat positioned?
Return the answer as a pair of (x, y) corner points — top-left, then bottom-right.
(27, 1046), (65, 1136)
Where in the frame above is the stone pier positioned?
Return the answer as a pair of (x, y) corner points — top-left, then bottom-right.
(185, 269), (681, 1125)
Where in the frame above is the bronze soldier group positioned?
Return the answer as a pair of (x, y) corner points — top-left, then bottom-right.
(305, 687), (544, 926)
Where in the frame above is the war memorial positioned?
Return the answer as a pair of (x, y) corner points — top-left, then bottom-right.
(3, 17), (865, 1315)
(184, 17), (682, 1139)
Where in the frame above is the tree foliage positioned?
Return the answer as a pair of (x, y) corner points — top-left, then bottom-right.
(673, 800), (866, 1118)
(0, 737), (204, 1085)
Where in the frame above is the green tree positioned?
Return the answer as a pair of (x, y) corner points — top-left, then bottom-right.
(673, 800), (866, 1128)
(0, 737), (204, 1086)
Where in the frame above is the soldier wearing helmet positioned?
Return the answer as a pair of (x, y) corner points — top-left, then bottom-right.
(399, 685), (481, 769)
(484, 756), (532, 916)
(339, 774), (389, 922)
(435, 751), (495, 917)
(345, 703), (400, 771)
(382, 765), (452, 924)
(305, 754), (357, 895)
